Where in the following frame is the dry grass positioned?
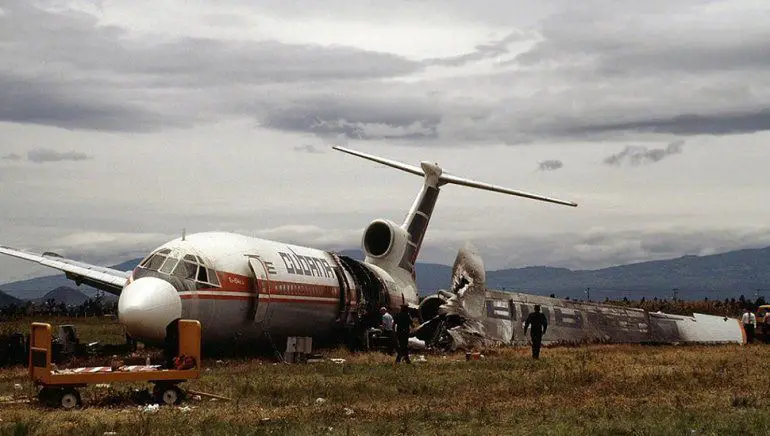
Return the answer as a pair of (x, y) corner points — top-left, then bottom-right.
(0, 315), (127, 345)
(2, 317), (770, 435)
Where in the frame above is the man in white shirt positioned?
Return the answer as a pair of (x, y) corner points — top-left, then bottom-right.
(742, 308), (757, 344)
(380, 307), (395, 353)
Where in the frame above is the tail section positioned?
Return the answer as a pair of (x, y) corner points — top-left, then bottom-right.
(333, 146), (577, 289)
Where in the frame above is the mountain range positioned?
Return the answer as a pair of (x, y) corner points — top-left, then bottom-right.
(2, 246), (770, 305)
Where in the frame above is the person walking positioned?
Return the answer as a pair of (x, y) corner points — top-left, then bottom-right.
(394, 305), (412, 364)
(742, 308), (757, 344)
(523, 305), (548, 359)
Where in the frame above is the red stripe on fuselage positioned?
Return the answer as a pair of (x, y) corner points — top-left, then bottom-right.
(179, 294), (338, 304)
(132, 267), (341, 302)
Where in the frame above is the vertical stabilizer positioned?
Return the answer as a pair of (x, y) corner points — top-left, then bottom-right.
(398, 162), (443, 277)
(332, 146), (577, 287)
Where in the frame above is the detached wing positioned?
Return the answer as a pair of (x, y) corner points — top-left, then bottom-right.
(0, 246), (129, 295)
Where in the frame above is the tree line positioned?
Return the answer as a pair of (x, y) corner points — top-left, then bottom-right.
(0, 291), (118, 320)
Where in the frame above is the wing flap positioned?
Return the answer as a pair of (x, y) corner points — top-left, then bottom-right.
(0, 245), (129, 295)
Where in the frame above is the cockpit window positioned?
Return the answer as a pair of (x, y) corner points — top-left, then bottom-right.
(173, 261), (198, 280)
(159, 257), (179, 274)
(138, 249), (220, 288)
(146, 254), (167, 270)
(196, 266), (208, 283)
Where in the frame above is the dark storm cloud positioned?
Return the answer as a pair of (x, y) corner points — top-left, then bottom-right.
(27, 148), (90, 163)
(575, 109), (770, 136)
(2, 0), (770, 143)
(0, 72), (177, 132)
(1, 148), (91, 163)
(0, 1), (423, 132)
(537, 159), (563, 171)
(603, 140), (684, 167)
(493, 2), (770, 140)
(293, 144), (325, 154)
(512, 3), (770, 75)
(424, 31), (526, 67)
(259, 96), (441, 140)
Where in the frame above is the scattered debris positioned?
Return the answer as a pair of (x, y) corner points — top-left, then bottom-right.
(329, 358), (346, 364)
(315, 397), (327, 405)
(408, 338), (426, 350)
(13, 383), (22, 390)
(413, 355), (427, 363)
(95, 383), (111, 389)
(415, 243), (746, 350)
(103, 432), (117, 435)
(186, 389), (232, 402)
(178, 405), (192, 412)
(141, 404), (159, 413)
(343, 407), (354, 416)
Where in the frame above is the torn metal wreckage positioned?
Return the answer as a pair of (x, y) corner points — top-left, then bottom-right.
(411, 244), (745, 351)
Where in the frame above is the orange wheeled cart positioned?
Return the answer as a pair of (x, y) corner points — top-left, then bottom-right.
(29, 319), (201, 409)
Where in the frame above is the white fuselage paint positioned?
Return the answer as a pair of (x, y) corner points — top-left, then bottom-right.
(119, 231), (419, 343)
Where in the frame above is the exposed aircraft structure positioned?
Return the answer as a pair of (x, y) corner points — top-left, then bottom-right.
(414, 245), (746, 350)
(0, 146), (578, 349)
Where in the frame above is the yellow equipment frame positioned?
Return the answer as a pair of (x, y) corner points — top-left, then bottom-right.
(29, 319), (201, 408)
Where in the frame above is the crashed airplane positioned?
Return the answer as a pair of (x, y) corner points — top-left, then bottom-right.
(0, 146), (577, 348)
(0, 146), (744, 352)
(413, 244), (746, 350)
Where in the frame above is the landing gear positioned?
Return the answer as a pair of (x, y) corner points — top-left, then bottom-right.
(153, 383), (183, 405)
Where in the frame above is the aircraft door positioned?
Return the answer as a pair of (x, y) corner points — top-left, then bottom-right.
(248, 257), (271, 325)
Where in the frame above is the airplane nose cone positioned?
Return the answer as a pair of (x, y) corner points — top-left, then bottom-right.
(118, 277), (182, 342)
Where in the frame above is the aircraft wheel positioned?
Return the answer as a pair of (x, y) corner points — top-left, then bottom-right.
(154, 384), (182, 405)
(60, 388), (81, 410)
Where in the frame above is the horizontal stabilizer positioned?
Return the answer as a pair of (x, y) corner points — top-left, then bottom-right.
(332, 146), (577, 207)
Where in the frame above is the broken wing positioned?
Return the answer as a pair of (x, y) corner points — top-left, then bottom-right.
(0, 245), (129, 295)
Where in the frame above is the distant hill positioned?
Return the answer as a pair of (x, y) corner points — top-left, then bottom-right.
(0, 289), (22, 308)
(4, 246), (770, 301)
(484, 247), (770, 300)
(36, 286), (90, 306)
(342, 247), (770, 299)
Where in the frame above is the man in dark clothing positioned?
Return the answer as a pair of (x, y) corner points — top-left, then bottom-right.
(394, 305), (412, 364)
(164, 319), (180, 369)
(523, 305), (548, 359)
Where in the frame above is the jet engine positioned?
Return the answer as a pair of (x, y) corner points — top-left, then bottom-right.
(361, 219), (409, 264)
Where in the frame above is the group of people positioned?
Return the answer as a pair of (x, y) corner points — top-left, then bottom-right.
(378, 303), (550, 361)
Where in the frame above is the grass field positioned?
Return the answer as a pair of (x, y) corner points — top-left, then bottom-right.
(0, 316), (127, 345)
(2, 318), (770, 435)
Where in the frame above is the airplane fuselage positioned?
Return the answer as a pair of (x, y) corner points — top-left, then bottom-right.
(119, 231), (416, 344)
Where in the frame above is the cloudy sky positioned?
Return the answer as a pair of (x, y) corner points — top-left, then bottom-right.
(2, 0), (770, 285)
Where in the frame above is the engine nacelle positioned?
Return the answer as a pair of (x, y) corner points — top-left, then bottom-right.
(361, 219), (409, 266)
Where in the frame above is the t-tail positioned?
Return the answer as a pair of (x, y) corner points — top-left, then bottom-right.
(333, 146), (577, 293)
